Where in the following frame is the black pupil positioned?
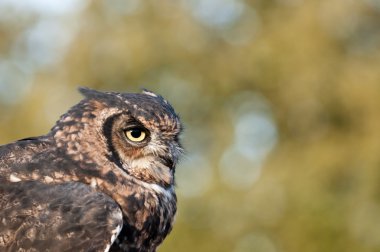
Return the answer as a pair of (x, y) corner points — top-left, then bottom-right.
(130, 129), (142, 138)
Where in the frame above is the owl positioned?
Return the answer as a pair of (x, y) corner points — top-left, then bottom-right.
(0, 88), (183, 252)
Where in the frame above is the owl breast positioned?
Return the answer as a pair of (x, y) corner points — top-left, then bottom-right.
(111, 184), (177, 252)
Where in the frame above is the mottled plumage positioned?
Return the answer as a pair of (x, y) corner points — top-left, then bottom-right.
(0, 88), (183, 252)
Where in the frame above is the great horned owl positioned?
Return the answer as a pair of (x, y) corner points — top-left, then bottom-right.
(0, 88), (183, 252)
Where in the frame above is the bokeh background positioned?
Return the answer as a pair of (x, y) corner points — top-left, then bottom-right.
(1, 0), (380, 251)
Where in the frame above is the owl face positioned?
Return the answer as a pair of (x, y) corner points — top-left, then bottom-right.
(104, 105), (182, 187)
(53, 88), (183, 188)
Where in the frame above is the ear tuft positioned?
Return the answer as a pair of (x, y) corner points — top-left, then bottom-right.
(141, 88), (159, 98)
(78, 87), (107, 99)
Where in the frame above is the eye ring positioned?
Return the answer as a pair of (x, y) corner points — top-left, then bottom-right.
(125, 128), (147, 142)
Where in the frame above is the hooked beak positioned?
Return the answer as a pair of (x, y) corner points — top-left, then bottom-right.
(160, 156), (174, 170)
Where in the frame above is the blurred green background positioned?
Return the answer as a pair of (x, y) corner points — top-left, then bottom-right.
(1, 0), (380, 251)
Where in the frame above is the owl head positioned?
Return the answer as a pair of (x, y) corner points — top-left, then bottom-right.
(52, 88), (183, 188)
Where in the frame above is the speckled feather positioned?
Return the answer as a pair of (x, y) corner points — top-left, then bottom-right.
(0, 88), (183, 252)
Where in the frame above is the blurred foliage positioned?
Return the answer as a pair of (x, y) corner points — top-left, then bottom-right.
(1, 0), (380, 251)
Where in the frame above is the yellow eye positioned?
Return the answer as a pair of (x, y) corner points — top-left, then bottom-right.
(125, 128), (147, 142)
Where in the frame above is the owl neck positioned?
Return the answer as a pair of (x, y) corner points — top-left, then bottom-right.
(108, 181), (177, 252)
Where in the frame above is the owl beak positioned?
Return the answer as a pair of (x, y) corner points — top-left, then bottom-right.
(160, 156), (174, 170)
(158, 144), (181, 171)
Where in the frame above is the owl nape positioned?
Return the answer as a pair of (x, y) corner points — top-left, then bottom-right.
(0, 88), (183, 252)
